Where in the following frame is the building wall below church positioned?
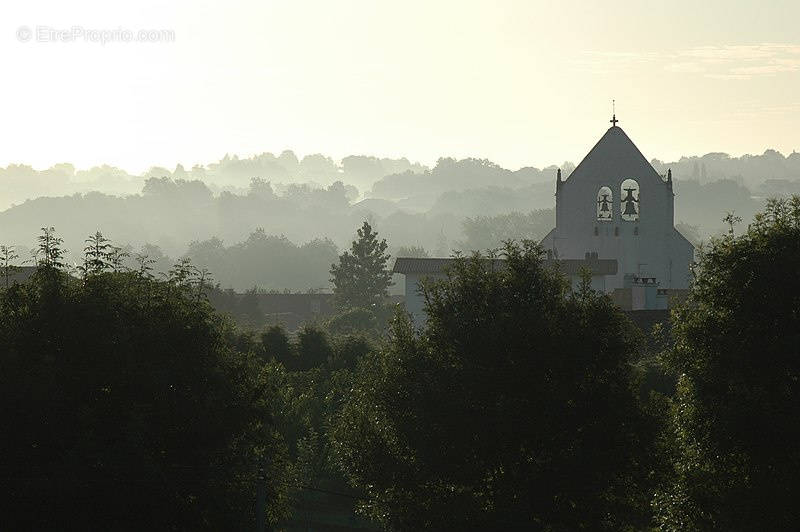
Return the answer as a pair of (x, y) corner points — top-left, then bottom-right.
(542, 227), (693, 291)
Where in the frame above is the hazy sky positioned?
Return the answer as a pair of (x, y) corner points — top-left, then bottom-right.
(2, 0), (799, 174)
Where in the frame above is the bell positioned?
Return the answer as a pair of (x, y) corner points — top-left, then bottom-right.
(622, 188), (638, 216)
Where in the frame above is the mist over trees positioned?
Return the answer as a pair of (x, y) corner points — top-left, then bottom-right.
(459, 210), (554, 251)
(185, 230), (339, 292)
(2, 148), (800, 290)
(0, 151), (425, 210)
(651, 149), (800, 189)
(0, 163), (140, 210)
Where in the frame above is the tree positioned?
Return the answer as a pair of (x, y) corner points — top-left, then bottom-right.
(0, 245), (20, 288)
(295, 325), (335, 371)
(36, 226), (65, 270)
(260, 324), (377, 529)
(654, 197), (800, 531)
(260, 324), (294, 365)
(79, 230), (113, 277)
(324, 307), (380, 337)
(329, 221), (392, 309)
(0, 239), (291, 529)
(331, 241), (653, 529)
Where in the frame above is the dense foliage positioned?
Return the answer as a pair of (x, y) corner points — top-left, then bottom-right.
(4, 193), (800, 530)
(332, 242), (655, 529)
(253, 323), (377, 528)
(655, 197), (800, 530)
(0, 230), (290, 529)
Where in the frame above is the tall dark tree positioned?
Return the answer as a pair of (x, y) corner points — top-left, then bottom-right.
(331, 241), (653, 529)
(655, 197), (800, 531)
(330, 221), (392, 309)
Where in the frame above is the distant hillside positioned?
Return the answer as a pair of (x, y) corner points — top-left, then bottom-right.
(1, 149), (796, 274)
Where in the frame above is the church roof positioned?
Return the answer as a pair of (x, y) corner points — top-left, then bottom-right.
(393, 257), (617, 276)
(393, 257), (504, 274)
(565, 125), (664, 186)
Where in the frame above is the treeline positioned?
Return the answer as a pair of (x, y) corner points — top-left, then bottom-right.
(651, 149), (800, 189)
(0, 190), (558, 292)
(6, 147), (800, 213)
(185, 230), (339, 292)
(0, 176), (457, 263)
(0, 152), (426, 210)
(0, 172), (767, 277)
(4, 150), (798, 271)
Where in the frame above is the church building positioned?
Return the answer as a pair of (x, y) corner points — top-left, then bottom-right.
(393, 115), (695, 324)
(540, 115), (694, 293)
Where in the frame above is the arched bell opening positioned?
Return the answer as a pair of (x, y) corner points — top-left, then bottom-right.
(620, 179), (639, 221)
(596, 186), (613, 221)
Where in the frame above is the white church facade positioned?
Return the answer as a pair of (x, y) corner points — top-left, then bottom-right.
(540, 118), (694, 293)
(393, 117), (695, 324)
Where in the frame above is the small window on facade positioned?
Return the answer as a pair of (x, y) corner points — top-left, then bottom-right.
(597, 186), (613, 221)
(621, 179), (640, 221)
(634, 226), (639, 236)
(614, 226), (619, 237)
(594, 226), (599, 236)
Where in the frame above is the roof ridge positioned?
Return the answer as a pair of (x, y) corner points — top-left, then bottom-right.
(393, 256), (617, 275)
(564, 125), (662, 185)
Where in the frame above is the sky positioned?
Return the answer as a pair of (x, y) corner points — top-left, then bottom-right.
(1, 0), (799, 174)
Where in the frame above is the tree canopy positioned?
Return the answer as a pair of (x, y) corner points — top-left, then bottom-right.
(332, 241), (654, 529)
(655, 196), (800, 530)
(0, 230), (290, 529)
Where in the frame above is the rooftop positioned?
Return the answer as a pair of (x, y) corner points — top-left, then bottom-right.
(393, 257), (617, 276)
(564, 125), (666, 187)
